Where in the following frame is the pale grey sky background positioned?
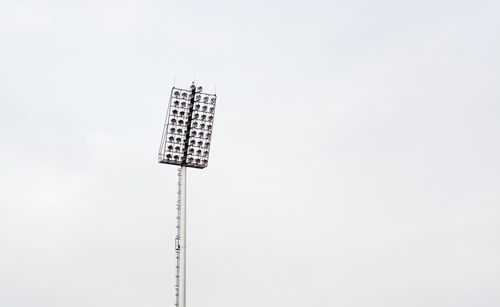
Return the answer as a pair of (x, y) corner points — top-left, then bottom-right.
(1, 0), (499, 306)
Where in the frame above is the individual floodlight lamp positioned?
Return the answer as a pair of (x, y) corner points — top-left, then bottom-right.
(158, 83), (217, 307)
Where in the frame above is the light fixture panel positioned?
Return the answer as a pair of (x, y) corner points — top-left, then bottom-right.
(159, 85), (217, 169)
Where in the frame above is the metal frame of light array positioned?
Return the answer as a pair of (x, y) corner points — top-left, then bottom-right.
(159, 84), (217, 169)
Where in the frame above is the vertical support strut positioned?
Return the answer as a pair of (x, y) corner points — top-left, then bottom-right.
(175, 166), (187, 307)
(182, 84), (197, 164)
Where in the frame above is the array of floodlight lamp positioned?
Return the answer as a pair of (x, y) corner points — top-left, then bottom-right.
(159, 84), (217, 169)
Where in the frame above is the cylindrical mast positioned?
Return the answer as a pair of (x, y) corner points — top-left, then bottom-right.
(176, 166), (187, 307)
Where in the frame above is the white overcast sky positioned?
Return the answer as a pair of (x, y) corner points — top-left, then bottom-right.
(1, 0), (500, 306)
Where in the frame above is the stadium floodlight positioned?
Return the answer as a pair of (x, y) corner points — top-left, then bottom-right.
(158, 83), (217, 307)
(159, 84), (217, 169)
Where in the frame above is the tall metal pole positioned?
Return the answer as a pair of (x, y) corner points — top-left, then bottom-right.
(176, 84), (195, 307)
(176, 166), (187, 307)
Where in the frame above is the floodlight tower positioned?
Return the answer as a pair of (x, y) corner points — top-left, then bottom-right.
(158, 83), (217, 307)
